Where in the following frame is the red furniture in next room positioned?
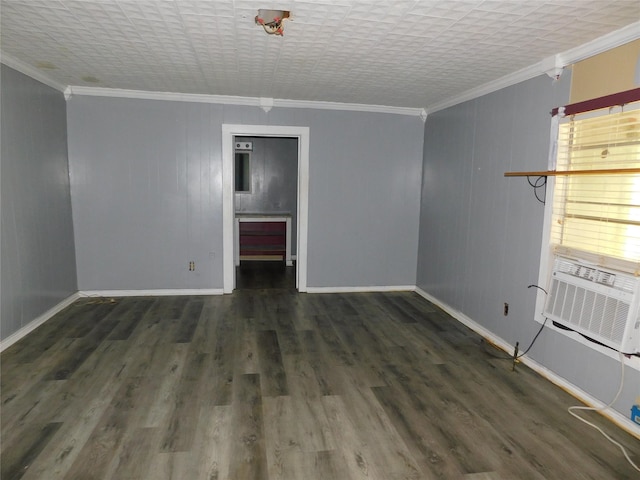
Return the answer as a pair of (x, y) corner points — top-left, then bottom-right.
(235, 214), (292, 266)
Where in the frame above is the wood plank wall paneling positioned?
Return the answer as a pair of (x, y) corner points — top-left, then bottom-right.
(1, 290), (639, 480)
(1, 65), (78, 341)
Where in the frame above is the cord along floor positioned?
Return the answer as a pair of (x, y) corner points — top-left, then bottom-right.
(1, 290), (639, 479)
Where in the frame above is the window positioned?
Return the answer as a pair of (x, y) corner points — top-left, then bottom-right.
(550, 105), (640, 272)
(235, 152), (251, 192)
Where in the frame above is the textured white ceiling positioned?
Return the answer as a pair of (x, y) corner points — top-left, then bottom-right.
(1, 0), (639, 110)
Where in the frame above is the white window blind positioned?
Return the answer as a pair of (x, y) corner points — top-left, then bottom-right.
(551, 105), (640, 273)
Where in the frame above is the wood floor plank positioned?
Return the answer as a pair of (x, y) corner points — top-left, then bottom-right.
(228, 373), (268, 480)
(371, 384), (465, 479)
(310, 314), (354, 366)
(321, 394), (389, 480)
(158, 352), (209, 452)
(64, 300), (122, 339)
(383, 362), (500, 475)
(263, 396), (302, 480)
(237, 318), (260, 374)
(0, 421), (62, 480)
(62, 375), (148, 479)
(257, 330), (289, 397)
(373, 293), (420, 324)
(204, 312), (238, 406)
(102, 427), (160, 480)
(298, 329), (344, 396)
(16, 342), (137, 480)
(190, 405), (233, 480)
(2, 288), (639, 480)
(188, 296), (223, 355)
(336, 368), (424, 480)
(172, 297), (204, 343)
(275, 313), (302, 355)
(303, 450), (351, 480)
(140, 344), (190, 428)
(282, 354), (335, 452)
(107, 298), (157, 341)
(43, 306), (122, 381)
(318, 293), (359, 316)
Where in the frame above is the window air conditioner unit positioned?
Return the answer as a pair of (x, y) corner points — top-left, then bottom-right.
(544, 256), (640, 354)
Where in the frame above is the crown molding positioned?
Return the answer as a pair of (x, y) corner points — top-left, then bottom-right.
(65, 85), (424, 117)
(273, 97), (423, 116)
(425, 20), (640, 115)
(0, 51), (67, 92)
(425, 62), (545, 114)
(560, 20), (640, 66)
(65, 86), (259, 105)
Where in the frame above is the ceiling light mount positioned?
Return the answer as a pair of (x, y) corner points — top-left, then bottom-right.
(255, 9), (290, 36)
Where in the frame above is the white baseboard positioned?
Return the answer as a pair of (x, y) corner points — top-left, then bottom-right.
(79, 289), (224, 298)
(306, 285), (415, 294)
(0, 292), (81, 352)
(414, 287), (640, 439)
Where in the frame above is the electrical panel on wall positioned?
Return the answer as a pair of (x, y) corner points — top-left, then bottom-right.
(235, 141), (253, 151)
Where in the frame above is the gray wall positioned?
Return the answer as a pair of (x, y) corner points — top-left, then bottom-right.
(67, 97), (424, 290)
(235, 136), (298, 255)
(417, 73), (640, 418)
(1, 65), (77, 341)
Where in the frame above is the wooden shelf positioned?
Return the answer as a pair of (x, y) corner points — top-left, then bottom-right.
(504, 167), (640, 177)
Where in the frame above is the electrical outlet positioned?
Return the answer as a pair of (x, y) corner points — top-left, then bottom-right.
(503, 302), (509, 316)
(189, 261), (195, 271)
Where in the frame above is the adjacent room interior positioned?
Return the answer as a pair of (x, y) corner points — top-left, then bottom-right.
(1, 2), (639, 479)
(234, 135), (298, 290)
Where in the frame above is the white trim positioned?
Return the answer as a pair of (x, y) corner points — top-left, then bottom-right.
(0, 51), (67, 92)
(425, 61), (552, 114)
(414, 287), (512, 351)
(66, 85), (263, 105)
(560, 21), (640, 67)
(223, 124), (310, 294)
(0, 292), (80, 352)
(526, 356), (640, 440)
(80, 289), (223, 297)
(426, 21), (640, 114)
(65, 85), (423, 117)
(306, 285), (415, 294)
(541, 54), (565, 79)
(260, 97), (274, 113)
(414, 287), (640, 439)
(274, 97), (421, 116)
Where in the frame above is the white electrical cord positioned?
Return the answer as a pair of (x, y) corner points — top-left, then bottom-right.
(568, 351), (640, 472)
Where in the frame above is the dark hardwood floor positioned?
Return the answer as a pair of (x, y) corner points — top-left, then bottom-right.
(236, 260), (295, 290)
(1, 285), (639, 479)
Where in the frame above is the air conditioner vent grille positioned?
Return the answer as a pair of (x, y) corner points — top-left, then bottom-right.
(543, 256), (640, 354)
(548, 279), (628, 344)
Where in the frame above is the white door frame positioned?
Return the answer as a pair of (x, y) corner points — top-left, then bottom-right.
(222, 124), (310, 293)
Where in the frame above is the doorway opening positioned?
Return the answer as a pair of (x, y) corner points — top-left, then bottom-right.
(234, 136), (297, 290)
(222, 125), (309, 293)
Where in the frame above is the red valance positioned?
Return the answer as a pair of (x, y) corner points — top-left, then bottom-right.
(551, 87), (640, 116)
